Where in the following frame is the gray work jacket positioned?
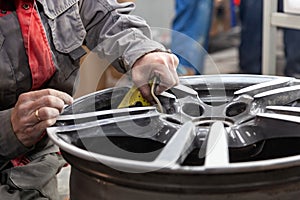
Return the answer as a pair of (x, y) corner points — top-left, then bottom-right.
(0, 0), (166, 169)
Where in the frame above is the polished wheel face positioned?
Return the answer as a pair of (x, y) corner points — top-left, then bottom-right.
(47, 75), (300, 173)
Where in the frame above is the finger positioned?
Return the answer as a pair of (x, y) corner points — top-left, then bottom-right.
(32, 107), (60, 123)
(138, 84), (155, 104)
(35, 95), (67, 113)
(170, 55), (180, 84)
(153, 69), (177, 94)
(35, 118), (57, 130)
(155, 84), (169, 95)
(172, 53), (180, 67)
(155, 55), (179, 89)
(25, 89), (73, 105)
(47, 89), (73, 105)
(163, 54), (180, 86)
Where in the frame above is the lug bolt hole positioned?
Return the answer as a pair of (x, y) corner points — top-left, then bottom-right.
(226, 102), (248, 117)
(182, 103), (204, 117)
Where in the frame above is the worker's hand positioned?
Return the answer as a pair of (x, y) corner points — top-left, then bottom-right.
(131, 51), (179, 103)
(11, 89), (73, 147)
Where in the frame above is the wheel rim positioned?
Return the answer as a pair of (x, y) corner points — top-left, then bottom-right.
(47, 74), (300, 174)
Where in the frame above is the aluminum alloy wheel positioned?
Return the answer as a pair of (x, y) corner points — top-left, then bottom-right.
(47, 74), (300, 199)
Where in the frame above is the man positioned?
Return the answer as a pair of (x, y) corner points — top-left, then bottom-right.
(239, 0), (300, 76)
(0, 0), (179, 199)
(171, 0), (213, 75)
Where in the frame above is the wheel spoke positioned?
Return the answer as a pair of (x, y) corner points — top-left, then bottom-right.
(253, 85), (300, 108)
(57, 107), (156, 121)
(256, 113), (300, 139)
(51, 112), (160, 133)
(266, 106), (300, 116)
(204, 121), (229, 168)
(234, 77), (293, 96)
(154, 121), (195, 165)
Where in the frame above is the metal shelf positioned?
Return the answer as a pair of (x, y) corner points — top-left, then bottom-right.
(272, 12), (300, 29)
(262, 0), (300, 75)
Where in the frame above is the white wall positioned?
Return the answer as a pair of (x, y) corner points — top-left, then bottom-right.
(131, 0), (175, 48)
(132, 0), (175, 29)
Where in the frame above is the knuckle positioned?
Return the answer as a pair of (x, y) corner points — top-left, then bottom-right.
(42, 110), (50, 119)
(45, 88), (55, 95)
(43, 97), (54, 106)
(45, 119), (56, 127)
(17, 103), (28, 113)
(46, 109), (59, 119)
(173, 54), (179, 63)
(19, 117), (28, 125)
(18, 93), (29, 102)
(150, 57), (161, 64)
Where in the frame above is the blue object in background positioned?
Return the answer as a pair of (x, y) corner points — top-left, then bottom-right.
(230, 0), (237, 27)
(171, 0), (214, 75)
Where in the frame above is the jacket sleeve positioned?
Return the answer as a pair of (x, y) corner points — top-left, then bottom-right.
(0, 109), (31, 165)
(78, 0), (167, 73)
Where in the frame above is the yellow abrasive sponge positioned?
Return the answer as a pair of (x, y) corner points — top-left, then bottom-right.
(117, 85), (151, 108)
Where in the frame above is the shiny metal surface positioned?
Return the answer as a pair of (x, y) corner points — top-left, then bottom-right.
(48, 74), (300, 199)
(48, 74), (300, 172)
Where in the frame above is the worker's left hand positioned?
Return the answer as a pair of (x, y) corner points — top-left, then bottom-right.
(131, 51), (179, 104)
(11, 89), (73, 147)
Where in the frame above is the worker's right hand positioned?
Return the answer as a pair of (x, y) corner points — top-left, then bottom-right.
(131, 51), (179, 104)
(11, 89), (73, 147)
